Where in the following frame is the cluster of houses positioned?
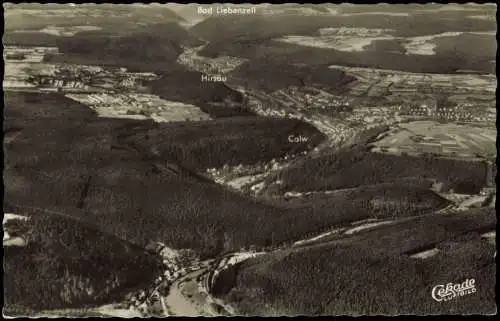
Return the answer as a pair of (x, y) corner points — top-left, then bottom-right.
(126, 242), (211, 316)
(177, 45), (247, 76)
(398, 100), (492, 122)
(205, 151), (308, 192)
(4, 45), (59, 63)
(27, 64), (158, 92)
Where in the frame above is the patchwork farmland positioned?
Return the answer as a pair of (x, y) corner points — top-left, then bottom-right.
(370, 121), (496, 159)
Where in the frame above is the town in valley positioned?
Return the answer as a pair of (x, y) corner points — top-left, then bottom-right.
(3, 3), (497, 318)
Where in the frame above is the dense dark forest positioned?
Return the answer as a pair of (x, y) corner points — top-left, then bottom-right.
(149, 67), (255, 118)
(4, 213), (163, 310)
(5, 92), (451, 259)
(215, 208), (496, 315)
(120, 116), (325, 169)
(230, 60), (356, 92)
(267, 147), (488, 195)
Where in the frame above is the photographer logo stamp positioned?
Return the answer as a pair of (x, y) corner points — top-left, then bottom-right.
(431, 279), (477, 302)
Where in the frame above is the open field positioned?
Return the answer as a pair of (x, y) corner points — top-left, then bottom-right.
(329, 65), (496, 98)
(214, 208), (496, 315)
(276, 28), (395, 53)
(371, 121), (496, 159)
(26, 25), (104, 36)
(276, 29), (495, 56)
(65, 93), (212, 123)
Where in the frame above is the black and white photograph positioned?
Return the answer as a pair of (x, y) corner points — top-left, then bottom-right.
(2, 3), (497, 317)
